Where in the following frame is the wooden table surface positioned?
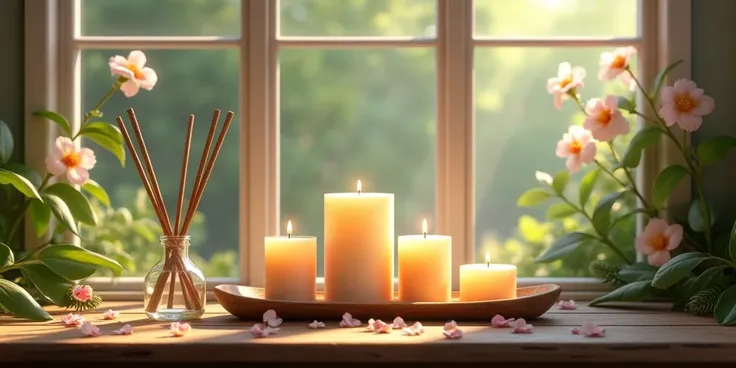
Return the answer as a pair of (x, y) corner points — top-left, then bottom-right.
(1, 301), (734, 364)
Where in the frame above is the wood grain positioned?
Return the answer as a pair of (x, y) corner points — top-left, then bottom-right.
(1, 301), (735, 363)
(214, 284), (561, 321)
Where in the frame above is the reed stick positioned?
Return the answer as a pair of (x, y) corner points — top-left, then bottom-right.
(168, 115), (195, 309)
(182, 110), (220, 236)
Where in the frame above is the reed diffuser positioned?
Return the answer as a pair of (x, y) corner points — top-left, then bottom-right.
(116, 108), (234, 321)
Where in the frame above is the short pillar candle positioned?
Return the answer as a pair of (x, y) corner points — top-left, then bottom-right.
(264, 221), (317, 301)
(459, 253), (517, 301)
(398, 219), (451, 302)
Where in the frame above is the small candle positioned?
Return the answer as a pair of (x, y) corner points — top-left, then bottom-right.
(265, 220), (317, 301)
(459, 253), (517, 302)
(324, 180), (394, 303)
(398, 219), (451, 302)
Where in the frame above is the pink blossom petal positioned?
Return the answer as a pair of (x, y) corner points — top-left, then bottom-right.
(365, 318), (391, 333)
(491, 314), (515, 328)
(443, 320), (459, 332)
(112, 324), (134, 335)
(403, 322), (425, 336)
(61, 313), (85, 327)
(558, 300), (577, 310)
(263, 309), (282, 328)
(308, 320), (325, 329)
(392, 317), (407, 329)
(80, 321), (101, 337)
(102, 309), (120, 320)
(249, 324), (271, 338)
(442, 327), (463, 339)
(170, 322), (191, 337)
(510, 318), (534, 334)
(576, 322), (606, 337)
(339, 312), (362, 328)
(570, 327), (582, 335)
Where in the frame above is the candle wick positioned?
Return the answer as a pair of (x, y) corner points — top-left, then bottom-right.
(288, 233), (291, 239)
(423, 232), (427, 239)
(358, 189), (361, 196)
(487, 261), (490, 268)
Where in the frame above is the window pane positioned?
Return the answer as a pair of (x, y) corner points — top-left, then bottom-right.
(279, 48), (436, 277)
(475, 0), (638, 37)
(474, 47), (637, 277)
(81, 0), (240, 36)
(80, 49), (240, 278)
(279, 0), (436, 37)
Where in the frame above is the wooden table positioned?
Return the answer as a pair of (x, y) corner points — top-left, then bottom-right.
(1, 301), (735, 365)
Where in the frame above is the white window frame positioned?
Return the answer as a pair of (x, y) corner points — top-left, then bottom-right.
(23, 0), (691, 300)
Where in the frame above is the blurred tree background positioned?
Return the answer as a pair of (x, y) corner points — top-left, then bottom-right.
(79, 0), (638, 278)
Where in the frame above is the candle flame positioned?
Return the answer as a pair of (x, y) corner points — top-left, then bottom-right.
(287, 220), (293, 238)
(422, 219), (428, 238)
(486, 252), (490, 267)
(357, 179), (362, 194)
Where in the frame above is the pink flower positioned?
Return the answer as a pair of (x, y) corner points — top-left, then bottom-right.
(659, 79), (715, 132)
(365, 319), (391, 333)
(546, 62), (586, 110)
(339, 312), (362, 328)
(263, 309), (283, 328)
(558, 300), (577, 310)
(108, 50), (158, 98)
(308, 320), (325, 329)
(80, 321), (101, 337)
(250, 323), (279, 338)
(61, 313), (85, 327)
(392, 317), (407, 329)
(71, 285), (93, 302)
(170, 322), (191, 337)
(571, 322), (606, 337)
(442, 320), (463, 339)
(510, 318), (534, 334)
(491, 314), (515, 328)
(403, 322), (425, 336)
(103, 309), (120, 320)
(582, 96), (630, 141)
(112, 324), (134, 335)
(45, 137), (96, 186)
(598, 47), (637, 90)
(635, 218), (683, 267)
(555, 126), (596, 173)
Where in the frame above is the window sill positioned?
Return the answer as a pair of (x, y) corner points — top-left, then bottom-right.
(87, 277), (612, 301)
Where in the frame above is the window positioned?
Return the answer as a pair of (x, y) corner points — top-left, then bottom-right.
(25, 0), (690, 294)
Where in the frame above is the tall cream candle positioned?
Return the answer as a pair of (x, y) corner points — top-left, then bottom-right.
(459, 253), (517, 301)
(398, 219), (451, 302)
(324, 180), (394, 303)
(264, 221), (317, 301)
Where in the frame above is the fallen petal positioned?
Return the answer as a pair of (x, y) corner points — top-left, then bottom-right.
(581, 322), (606, 337)
(510, 318), (534, 334)
(170, 322), (191, 337)
(80, 321), (102, 337)
(374, 320), (391, 334)
(249, 323), (271, 338)
(61, 313), (85, 327)
(570, 327), (582, 335)
(491, 314), (515, 328)
(403, 322), (425, 336)
(308, 320), (326, 329)
(392, 316), (406, 329)
(558, 300), (578, 310)
(340, 312), (362, 328)
(443, 320), (458, 331)
(442, 328), (463, 339)
(103, 309), (120, 320)
(113, 324), (134, 335)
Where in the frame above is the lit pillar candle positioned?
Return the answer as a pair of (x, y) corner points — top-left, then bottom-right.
(398, 219), (452, 302)
(459, 253), (517, 301)
(324, 180), (394, 303)
(265, 220), (317, 301)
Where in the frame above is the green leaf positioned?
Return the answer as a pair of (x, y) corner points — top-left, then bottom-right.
(84, 131), (125, 167)
(715, 285), (736, 325)
(616, 96), (636, 113)
(551, 170), (569, 196)
(618, 262), (658, 283)
(578, 169), (599, 207)
(81, 179), (111, 207)
(651, 60), (683, 100)
(651, 165), (689, 208)
(688, 199), (716, 232)
(38, 243), (123, 277)
(651, 252), (708, 289)
(730, 219), (736, 263)
(610, 208), (650, 231)
(545, 202), (577, 220)
(42, 193), (79, 236)
(620, 126), (662, 168)
(589, 281), (655, 306)
(695, 136), (736, 166)
(0, 120), (13, 164)
(21, 264), (73, 306)
(0, 168), (42, 200)
(33, 110), (72, 136)
(0, 242), (13, 268)
(592, 190), (628, 235)
(79, 121), (123, 144)
(517, 188), (552, 207)
(28, 199), (51, 238)
(535, 232), (594, 263)
(2, 162), (42, 189)
(687, 266), (726, 297)
(43, 183), (97, 225)
(0, 279), (52, 321)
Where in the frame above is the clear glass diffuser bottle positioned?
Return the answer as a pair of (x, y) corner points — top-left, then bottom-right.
(144, 235), (206, 321)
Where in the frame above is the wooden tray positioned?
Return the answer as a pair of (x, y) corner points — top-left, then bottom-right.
(214, 284), (561, 321)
